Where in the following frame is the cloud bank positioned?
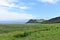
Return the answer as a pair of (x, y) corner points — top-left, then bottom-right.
(38, 0), (60, 4)
(0, 0), (35, 21)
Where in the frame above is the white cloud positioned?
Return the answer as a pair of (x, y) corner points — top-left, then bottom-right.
(0, 0), (29, 10)
(38, 0), (60, 4)
(0, 0), (9, 6)
(0, 0), (14, 7)
(0, 0), (36, 21)
(0, 7), (35, 21)
(19, 6), (29, 10)
(8, 0), (18, 3)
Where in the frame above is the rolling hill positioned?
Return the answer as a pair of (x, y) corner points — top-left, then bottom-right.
(26, 16), (60, 24)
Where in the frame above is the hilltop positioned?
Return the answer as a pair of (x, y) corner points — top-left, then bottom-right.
(26, 16), (60, 24)
(43, 16), (60, 23)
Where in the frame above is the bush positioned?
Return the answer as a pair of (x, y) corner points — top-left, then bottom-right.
(13, 32), (31, 38)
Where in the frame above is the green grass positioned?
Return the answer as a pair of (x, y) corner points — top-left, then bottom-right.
(0, 24), (60, 40)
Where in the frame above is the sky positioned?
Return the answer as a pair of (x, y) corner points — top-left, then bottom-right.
(0, 0), (60, 22)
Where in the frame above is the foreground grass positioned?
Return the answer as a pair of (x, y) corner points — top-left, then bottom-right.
(0, 24), (60, 40)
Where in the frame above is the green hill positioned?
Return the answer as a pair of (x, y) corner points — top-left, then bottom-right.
(26, 19), (45, 23)
(27, 16), (60, 24)
(43, 16), (60, 23)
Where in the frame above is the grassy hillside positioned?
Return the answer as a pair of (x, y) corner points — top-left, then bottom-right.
(26, 19), (45, 23)
(0, 24), (60, 40)
(26, 16), (60, 24)
(42, 16), (60, 23)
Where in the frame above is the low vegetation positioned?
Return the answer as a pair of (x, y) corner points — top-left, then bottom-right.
(0, 24), (60, 40)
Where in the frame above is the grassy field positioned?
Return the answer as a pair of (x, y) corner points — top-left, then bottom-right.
(0, 24), (60, 40)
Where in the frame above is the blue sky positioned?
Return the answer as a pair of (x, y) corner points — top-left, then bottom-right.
(0, 0), (60, 22)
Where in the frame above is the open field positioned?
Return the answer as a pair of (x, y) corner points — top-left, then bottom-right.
(0, 24), (60, 40)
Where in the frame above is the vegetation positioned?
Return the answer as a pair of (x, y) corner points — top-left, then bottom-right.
(43, 16), (60, 23)
(26, 19), (45, 23)
(0, 24), (60, 40)
(27, 16), (60, 24)
(26, 19), (38, 23)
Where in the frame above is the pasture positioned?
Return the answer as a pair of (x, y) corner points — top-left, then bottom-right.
(0, 24), (60, 40)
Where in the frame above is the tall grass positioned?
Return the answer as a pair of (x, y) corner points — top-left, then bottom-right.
(0, 24), (60, 40)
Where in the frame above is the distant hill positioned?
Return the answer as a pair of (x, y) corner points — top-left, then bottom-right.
(26, 19), (45, 23)
(43, 16), (60, 23)
(26, 19), (38, 23)
(26, 16), (60, 24)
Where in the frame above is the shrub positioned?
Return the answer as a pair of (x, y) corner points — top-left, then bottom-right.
(13, 32), (31, 38)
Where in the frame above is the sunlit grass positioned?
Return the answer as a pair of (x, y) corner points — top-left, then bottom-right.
(0, 23), (60, 40)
